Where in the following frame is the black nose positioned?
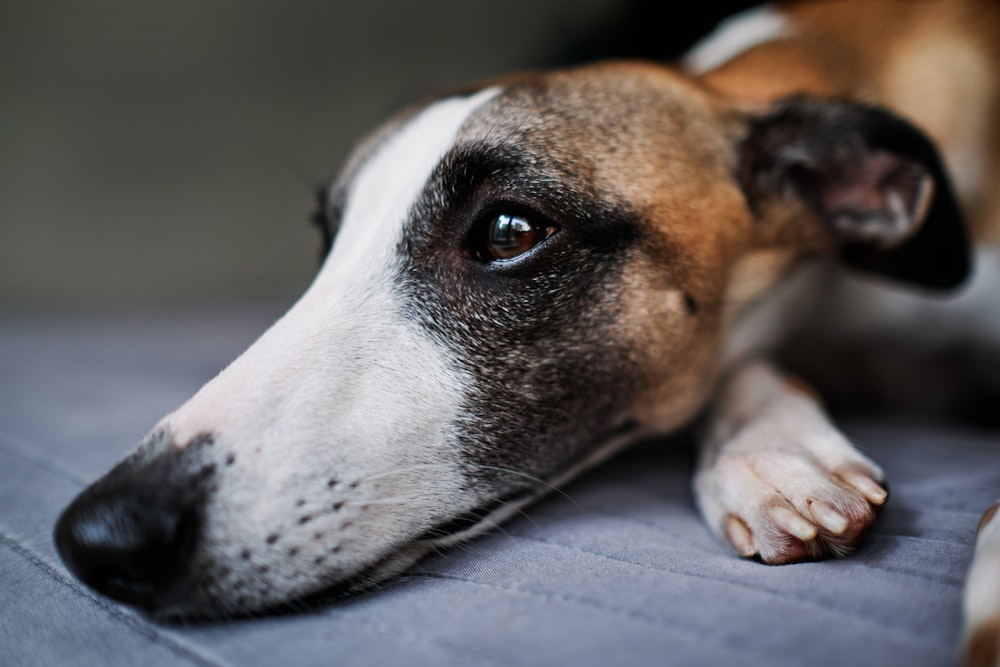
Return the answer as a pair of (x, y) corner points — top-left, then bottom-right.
(54, 486), (200, 608)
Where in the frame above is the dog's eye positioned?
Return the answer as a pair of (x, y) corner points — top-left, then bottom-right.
(476, 213), (556, 262)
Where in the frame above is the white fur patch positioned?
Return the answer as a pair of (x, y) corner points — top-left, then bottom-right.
(683, 5), (790, 75)
(153, 87), (502, 612)
(695, 362), (885, 563)
(326, 86), (502, 281)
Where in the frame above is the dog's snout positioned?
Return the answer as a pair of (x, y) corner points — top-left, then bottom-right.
(54, 486), (200, 608)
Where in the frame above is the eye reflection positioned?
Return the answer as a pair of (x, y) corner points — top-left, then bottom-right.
(486, 214), (551, 261)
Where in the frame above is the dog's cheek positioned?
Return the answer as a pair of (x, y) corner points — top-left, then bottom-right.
(615, 261), (724, 432)
(434, 283), (639, 493)
(456, 251), (723, 490)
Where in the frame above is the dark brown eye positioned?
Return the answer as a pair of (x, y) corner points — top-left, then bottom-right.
(481, 213), (554, 261)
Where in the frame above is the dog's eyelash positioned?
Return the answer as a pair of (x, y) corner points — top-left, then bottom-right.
(310, 186), (342, 259)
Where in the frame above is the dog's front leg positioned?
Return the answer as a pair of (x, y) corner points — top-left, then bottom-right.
(694, 361), (888, 563)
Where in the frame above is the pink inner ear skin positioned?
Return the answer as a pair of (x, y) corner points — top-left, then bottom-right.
(820, 150), (935, 248)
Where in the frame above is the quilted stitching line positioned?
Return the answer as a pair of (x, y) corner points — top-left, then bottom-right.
(0, 532), (227, 667)
(406, 570), (782, 663)
(0, 434), (91, 487)
(497, 531), (956, 648)
(523, 507), (969, 588)
(319, 601), (511, 666)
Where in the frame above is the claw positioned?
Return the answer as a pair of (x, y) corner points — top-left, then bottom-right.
(770, 506), (818, 542)
(810, 500), (850, 535)
(726, 515), (757, 557)
(840, 470), (888, 505)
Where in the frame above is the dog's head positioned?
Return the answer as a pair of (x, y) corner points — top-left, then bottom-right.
(54, 62), (967, 618)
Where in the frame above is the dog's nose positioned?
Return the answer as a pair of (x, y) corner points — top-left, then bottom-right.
(54, 486), (199, 608)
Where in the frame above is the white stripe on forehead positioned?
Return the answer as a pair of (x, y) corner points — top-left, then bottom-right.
(326, 87), (501, 277)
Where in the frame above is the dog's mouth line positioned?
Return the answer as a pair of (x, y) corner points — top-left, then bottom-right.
(415, 490), (539, 545)
(149, 419), (648, 621)
(292, 483), (562, 611)
(415, 418), (645, 548)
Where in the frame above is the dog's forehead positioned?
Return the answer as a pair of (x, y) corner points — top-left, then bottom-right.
(316, 87), (501, 280)
(465, 64), (713, 133)
(334, 63), (720, 212)
(465, 67), (732, 221)
(317, 62), (739, 299)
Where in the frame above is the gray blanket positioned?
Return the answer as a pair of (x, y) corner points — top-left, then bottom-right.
(2, 306), (996, 666)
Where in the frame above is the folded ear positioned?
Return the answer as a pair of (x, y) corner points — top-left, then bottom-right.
(740, 96), (970, 290)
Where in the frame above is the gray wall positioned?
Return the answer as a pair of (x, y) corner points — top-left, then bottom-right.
(2, 0), (617, 306)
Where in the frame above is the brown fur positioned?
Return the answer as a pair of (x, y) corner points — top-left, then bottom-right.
(964, 616), (1000, 667)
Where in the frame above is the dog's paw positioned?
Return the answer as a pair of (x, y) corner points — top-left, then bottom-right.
(696, 436), (887, 564)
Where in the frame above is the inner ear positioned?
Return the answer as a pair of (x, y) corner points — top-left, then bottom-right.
(741, 96), (970, 290)
(811, 150), (934, 248)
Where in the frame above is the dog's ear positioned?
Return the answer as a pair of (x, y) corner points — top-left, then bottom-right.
(740, 96), (970, 290)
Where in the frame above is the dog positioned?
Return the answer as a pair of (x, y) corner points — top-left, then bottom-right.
(54, 0), (999, 662)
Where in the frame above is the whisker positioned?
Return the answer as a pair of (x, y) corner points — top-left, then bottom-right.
(346, 493), (439, 507)
(351, 461), (577, 504)
(460, 510), (515, 539)
(512, 504), (540, 530)
(465, 463), (581, 508)
(354, 463), (457, 484)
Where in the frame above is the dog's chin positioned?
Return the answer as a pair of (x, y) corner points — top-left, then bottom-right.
(148, 543), (431, 623)
(148, 491), (543, 623)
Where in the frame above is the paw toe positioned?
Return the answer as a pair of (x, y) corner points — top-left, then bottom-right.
(725, 515), (757, 557)
(734, 491), (879, 564)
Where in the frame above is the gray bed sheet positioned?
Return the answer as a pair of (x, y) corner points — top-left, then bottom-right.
(2, 305), (997, 667)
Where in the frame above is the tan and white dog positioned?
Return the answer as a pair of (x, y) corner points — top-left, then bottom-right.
(54, 0), (999, 662)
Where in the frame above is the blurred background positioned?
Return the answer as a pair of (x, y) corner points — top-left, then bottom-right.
(1, 0), (757, 308)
